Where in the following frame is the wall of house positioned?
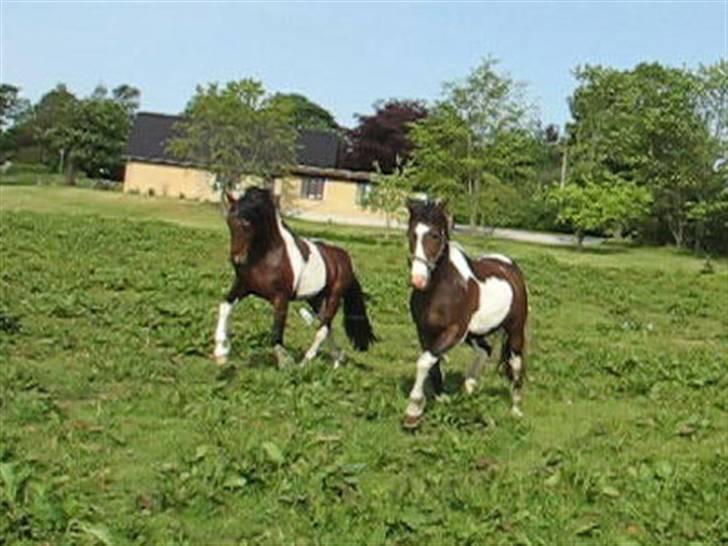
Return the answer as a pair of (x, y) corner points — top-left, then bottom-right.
(276, 176), (389, 226)
(123, 161), (394, 227)
(123, 161), (218, 201)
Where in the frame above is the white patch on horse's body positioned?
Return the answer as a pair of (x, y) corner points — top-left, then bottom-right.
(448, 245), (513, 335)
(296, 240), (327, 298)
(411, 223), (431, 279)
(275, 212), (326, 298)
(448, 243), (472, 281)
(480, 253), (513, 264)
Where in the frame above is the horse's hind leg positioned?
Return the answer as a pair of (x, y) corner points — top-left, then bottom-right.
(213, 284), (246, 365)
(503, 328), (526, 417)
(464, 335), (492, 394)
(300, 295), (340, 366)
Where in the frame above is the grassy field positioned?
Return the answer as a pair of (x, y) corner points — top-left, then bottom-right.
(1, 186), (727, 545)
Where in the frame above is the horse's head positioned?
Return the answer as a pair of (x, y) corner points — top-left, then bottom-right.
(407, 198), (450, 291)
(223, 187), (276, 266)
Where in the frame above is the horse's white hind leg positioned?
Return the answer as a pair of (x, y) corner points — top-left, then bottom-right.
(464, 349), (488, 395)
(213, 301), (235, 364)
(327, 328), (346, 369)
(509, 353), (524, 417)
(300, 324), (330, 366)
(404, 351), (438, 427)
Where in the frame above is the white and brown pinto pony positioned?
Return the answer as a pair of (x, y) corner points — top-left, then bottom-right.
(213, 187), (376, 367)
(404, 199), (528, 428)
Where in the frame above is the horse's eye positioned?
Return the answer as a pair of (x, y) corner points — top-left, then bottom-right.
(431, 232), (441, 240)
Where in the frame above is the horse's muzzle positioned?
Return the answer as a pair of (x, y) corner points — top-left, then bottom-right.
(411, 274), (428, 291)
(232, 253), (247, 265)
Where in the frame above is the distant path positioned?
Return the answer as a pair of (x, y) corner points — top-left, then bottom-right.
(454, 225), (606, 247)
(291, 210), (605, 247)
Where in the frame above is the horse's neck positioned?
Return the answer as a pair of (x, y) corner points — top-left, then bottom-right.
(250, 213), (285, 261)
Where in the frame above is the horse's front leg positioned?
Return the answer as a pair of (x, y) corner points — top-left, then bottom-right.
(404, 325), (461, 429)
(213, 284), (247, 365)
(271, 296), (293, 368)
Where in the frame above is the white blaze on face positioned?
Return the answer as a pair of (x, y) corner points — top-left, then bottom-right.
(411, 223), (431, 290)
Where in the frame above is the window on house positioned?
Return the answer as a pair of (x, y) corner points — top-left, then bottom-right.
(355, 182), (373, 206)
(301, 177), (326, 200)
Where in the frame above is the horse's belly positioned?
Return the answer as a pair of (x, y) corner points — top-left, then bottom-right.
(296, 242), (327, 298)
(468, 277), (513, 335)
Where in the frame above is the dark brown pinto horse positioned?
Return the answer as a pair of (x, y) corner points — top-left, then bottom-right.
(404, 199), (529, 428)
(213, 187), (375, 367)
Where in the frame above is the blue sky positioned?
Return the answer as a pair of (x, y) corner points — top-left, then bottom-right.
(1, 1), (725, 129)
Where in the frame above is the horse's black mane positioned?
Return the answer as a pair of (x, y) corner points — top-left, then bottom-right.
(236, 187), (277, 229)
(233, 187), (280, 257)
(410, 199), (449, 234)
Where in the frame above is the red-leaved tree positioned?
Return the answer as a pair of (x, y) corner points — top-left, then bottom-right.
(344, 99), (427, 173)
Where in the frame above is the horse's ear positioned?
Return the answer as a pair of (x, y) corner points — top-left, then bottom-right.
(435, 197), (449, 213)
(406, 198), (420, 217)
(222, 190), (237, 210)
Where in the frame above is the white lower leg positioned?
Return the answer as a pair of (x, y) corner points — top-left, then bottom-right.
(327, 328), (346, 369)
(406, 351), (438, 417)
(509, 354), (524, 417)
(213, 301), (234, 360)
(464, 350), (488, 394)
(301, 324), (329, 364)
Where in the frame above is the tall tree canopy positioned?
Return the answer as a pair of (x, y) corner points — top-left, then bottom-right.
(566, 62), (720, 247)
(168, 79), (297, 190)
(407, 57), (536, 227)
(344, 99), (428, 174)
(267, 93), (339, 132)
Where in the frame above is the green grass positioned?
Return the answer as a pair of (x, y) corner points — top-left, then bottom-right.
(1, 187), (727, 545)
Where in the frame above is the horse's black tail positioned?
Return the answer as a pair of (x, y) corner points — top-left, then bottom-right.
(343, 275), (376, 351)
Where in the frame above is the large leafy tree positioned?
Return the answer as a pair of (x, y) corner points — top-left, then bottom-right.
(0, 84), (32, 161)
(32, 84), (79, 169)
(67, 97), (132, 182)
(567, 63), (717, 247)
(267, 93), (339, 132)
(168, 79), (297, 190)
(549, 171), (652, 248)
(345, 99), (427, 174)
(407, 57), (536, 227)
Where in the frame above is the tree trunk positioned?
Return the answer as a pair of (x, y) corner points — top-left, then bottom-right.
(560, 146), (568, 188)
(66, 159), (76, 186)
(576, 229), (585, 250)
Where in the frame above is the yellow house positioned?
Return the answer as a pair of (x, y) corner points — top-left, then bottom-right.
(123, 112), (388, 226)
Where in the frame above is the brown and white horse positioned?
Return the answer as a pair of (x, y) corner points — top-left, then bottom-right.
(213, 187), (376, 367)
(404, 199), (529, 428)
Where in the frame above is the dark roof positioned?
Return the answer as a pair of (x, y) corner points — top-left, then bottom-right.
(126, 111), (348, 170)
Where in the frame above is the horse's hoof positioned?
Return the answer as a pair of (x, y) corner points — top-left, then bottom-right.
(273, 346), (293, 369)
(402, 413), (422, 430)
(464, 378), (477, 395)
(213, 354), (228, 366)
(511, 406), (524, 418)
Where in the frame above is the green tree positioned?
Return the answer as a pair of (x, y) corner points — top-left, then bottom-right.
(112, 84), (141, 116)
(168, 79), (297, 190)
(0, 84), (31, 161)
(66, 97), (131, 182)
(442, 56), (534, 227)
(408, 57), (535, 227)
(363, 157), (413, 234)
(267, 92), (339, 132)
(549, 173), (652, 248)
(32, 84), (78, 170)
(567, 63), (715, 247)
